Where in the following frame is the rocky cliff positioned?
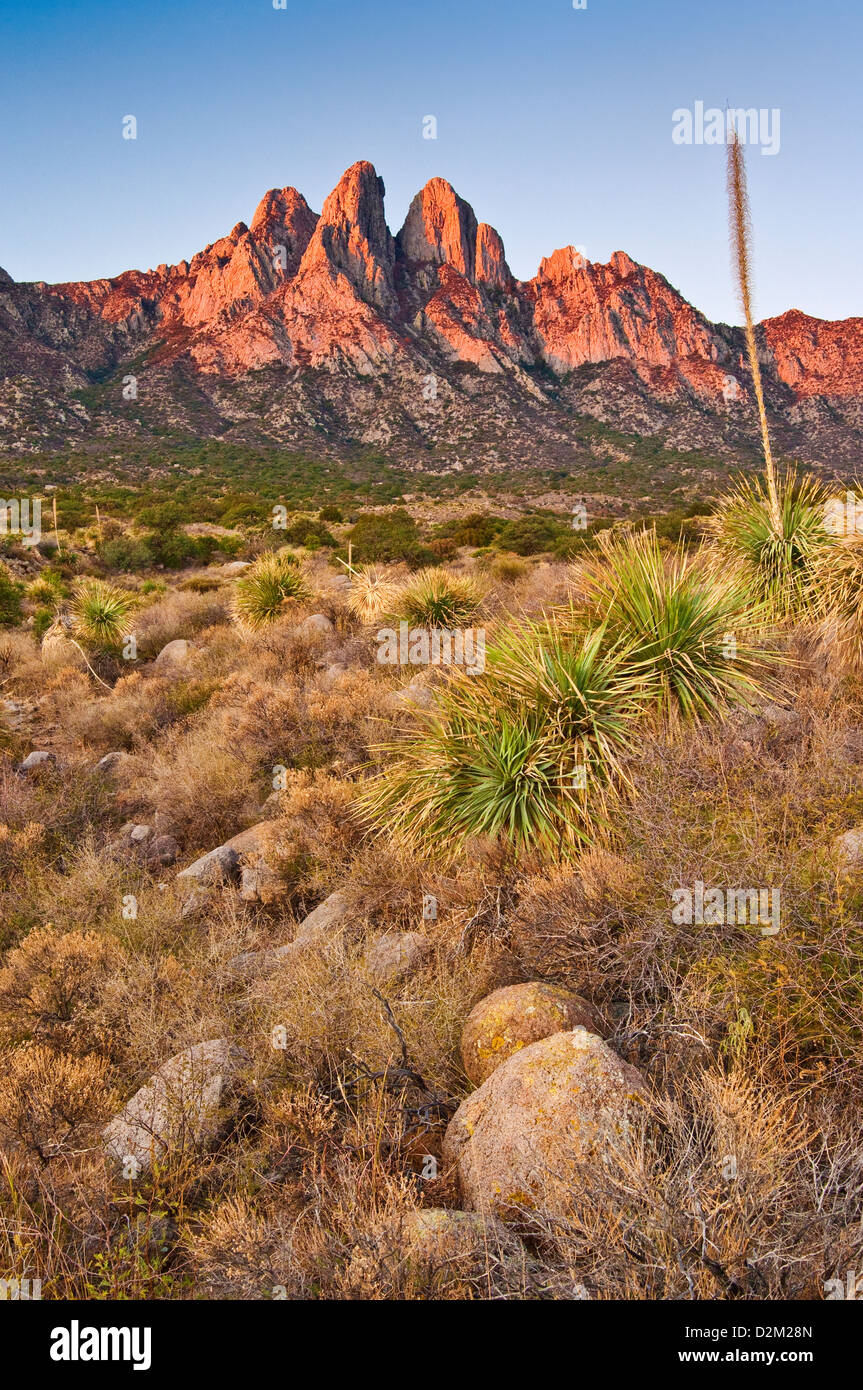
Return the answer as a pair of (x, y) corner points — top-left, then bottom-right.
(1, 161), (861, 468)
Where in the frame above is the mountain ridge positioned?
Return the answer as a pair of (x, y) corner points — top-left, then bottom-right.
(1, 160), (861, 469)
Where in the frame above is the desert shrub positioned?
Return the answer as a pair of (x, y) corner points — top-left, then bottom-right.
(143, 530), (219, 569)
(319, 505), (343, 524)
(179, 574), (224, 594)
(495, 514), (563, 555)
(280, 517), (336, 549)
(448, 513), (505, 549)
(485, 554), (528, 584)
(26, 571), (66, 605)
(346, 510), (434, 568)
(361, 627), (643, 858)
(813, 535), (863, 671)
(387, 568), (483, 629)
(232, 551), (311, 630)
(0, 926), (126, 1057)
(0, 1044), (116, 1163)
(32, 607), (54, 642)
(346, 565), (403, 624)
(427, 537), (458, 561)
(99, 535), (153, 572)
(0, 564), (22, 628)
(134, 589), (229, 657)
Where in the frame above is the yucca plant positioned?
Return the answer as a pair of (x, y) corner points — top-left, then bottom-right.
(345, 564), (403, 624)
(727, 126), (781, 530)
(360, 625), (641, 858)
(69, 578), (136, 650)
(576, 526), (776, 719)
(387, 567), (483, 629)
(711, 470), (831, 619)
(27, 573), (66, 605)
(232, 549), (311, 630)
(812, 536), (863, 670)
(720, 129), (835, 617)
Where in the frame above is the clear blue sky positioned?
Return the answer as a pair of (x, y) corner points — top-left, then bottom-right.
(2, 0), (860, 325)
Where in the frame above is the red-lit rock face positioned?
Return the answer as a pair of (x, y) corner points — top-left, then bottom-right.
(4, 161), (861, 407)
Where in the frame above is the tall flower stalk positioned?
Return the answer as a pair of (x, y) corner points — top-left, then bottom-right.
(727, 126), (782, 533)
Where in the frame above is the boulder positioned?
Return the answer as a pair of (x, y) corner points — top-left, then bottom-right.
(180, 888), (216, 919)
(295, 613), (334, 640)
(222, 824), (271, 858)
(102, 1039), (251, 1172)
(387, 677), (437, 713)
(460, 982), (603, 1086)
(443, 1028), (647, 1217)
(18, 750), (55, 773)
(95, 751), (128, 776)
(221, 561), (251, 576)
(364, 931), (431, 985)
(153, 639), (195, 670)
(129, 824), (153, 844)
(144, 834), (181, 868)
(294, 890), (351, 943)
(835, 826), (863, 870)
(176, 844), (240, 889)
(239, 863), (290, 905)
(224, 941), (302, 981)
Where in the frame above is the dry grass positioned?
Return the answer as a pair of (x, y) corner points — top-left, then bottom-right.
(0, 533), (862, 1302)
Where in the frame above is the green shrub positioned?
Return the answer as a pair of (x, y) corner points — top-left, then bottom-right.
(144, 530), (218, 569)
(0, 565), (23, 628)
(495, 514), (564, 556)
(99, 535), (153, 572)
(711, 471), (831, 618)
(361, 627), (643, 859)
(346, 510), (434, 568)
(32, 607), (54, 642)
(281, 518), (337, 549)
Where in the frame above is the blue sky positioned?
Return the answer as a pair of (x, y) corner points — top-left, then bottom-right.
(1, 0), (860, 324)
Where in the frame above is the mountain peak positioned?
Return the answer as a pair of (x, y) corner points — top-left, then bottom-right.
(299, 161), (397, 312)
(397, 178), (510, 288)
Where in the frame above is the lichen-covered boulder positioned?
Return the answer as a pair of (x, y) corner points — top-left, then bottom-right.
(153, 638), (195, 670)
(460, 981), (603, 1086)
(294, 890), (351, 943)
(102, 1038), (251, 1172)
(176, 844), (240, 889)
(443, 1028), (647, 1217)
(364, 932), (430, 984)
(835, 826), (863, 869)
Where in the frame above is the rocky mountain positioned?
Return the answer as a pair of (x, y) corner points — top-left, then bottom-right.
(1, 160), (861, 471)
